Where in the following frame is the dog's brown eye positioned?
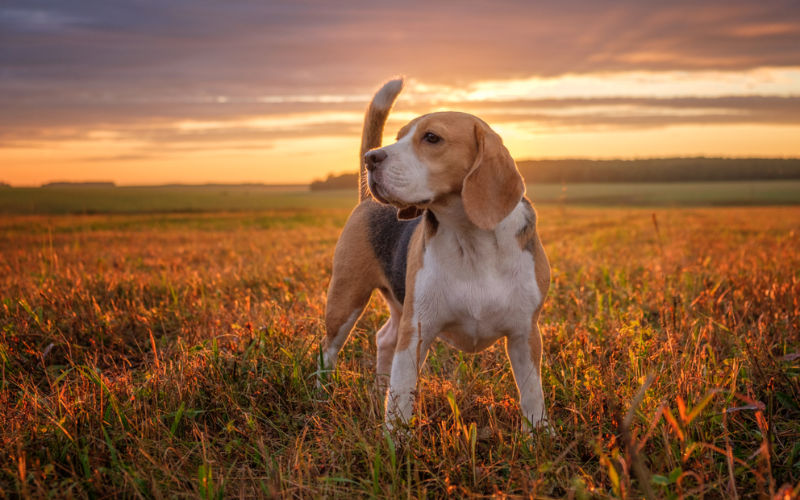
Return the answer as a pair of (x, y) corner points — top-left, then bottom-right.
(423, 132), (441, 144)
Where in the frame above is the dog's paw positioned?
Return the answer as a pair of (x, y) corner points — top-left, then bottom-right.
(313, 367), (334, 401)
(383, 416), (414, 445)
(522, 417), (557, 437)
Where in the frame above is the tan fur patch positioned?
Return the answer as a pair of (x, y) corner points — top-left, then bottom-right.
(386, 112), (525, 228)
(516, 201), (550, 371)
(461, 121), (524, 230)
(407, 113), (482, 197)
(324, 203), (388, 344)
(394, 221), (427, 352)
(515, 202), (551, 310)
(528, 321), (543, 371)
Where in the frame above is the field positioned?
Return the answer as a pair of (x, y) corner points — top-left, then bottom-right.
(1, 194), (799, 497)
(2, 180), (800, 214)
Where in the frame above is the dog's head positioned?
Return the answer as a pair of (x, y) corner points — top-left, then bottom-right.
(365, 112), (524, 230)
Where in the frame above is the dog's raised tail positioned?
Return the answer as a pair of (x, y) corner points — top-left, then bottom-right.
(359, 78), (404, 201)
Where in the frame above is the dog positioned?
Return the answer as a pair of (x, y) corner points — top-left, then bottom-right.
(319, 78), (550, 432)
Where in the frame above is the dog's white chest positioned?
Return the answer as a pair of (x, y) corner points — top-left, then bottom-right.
(413, 222), (541, 352)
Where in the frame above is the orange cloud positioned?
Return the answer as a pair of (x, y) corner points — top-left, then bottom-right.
(2, 1), (800, 184)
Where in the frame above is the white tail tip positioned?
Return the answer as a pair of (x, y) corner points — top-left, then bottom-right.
(371, 78), (404, 111)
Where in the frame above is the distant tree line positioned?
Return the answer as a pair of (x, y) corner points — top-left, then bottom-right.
(42, 181), (116, 188)
(310, 158), (800, 190)
(309, 174), (361, 190)
(515, 158), (800, 183)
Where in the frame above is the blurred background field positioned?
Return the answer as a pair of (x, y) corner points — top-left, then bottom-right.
(2, 180), (799, 214)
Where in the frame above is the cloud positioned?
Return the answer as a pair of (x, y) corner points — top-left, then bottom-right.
(447, 96), (800, 129)
(3, 93), (799, 154)
(1, 0), (799, 166)
(2, 1), (799, 92)
(0, 7), (86, 33)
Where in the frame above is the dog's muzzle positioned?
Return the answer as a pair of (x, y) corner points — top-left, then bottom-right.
(365, 149), (387, 172)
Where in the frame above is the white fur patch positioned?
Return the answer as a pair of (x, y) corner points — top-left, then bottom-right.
(413, 201), (541, 352)
(385, 200), (545, 427)
(371, 124), (436, 205)
(322, 308), (361, 369)
(372, 78), (404, 111)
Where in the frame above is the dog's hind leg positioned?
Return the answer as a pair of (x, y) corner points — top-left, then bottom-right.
(375, 318), (397, 391)
(319, 205), (381, 385)
(320, 284), (372, 383)
(375, 294), (403, 392)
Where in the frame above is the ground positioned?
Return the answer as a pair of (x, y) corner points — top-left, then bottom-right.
(1, 202), (799, 498)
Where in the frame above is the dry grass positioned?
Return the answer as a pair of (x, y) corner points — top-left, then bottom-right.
(1, 206), (798, 498)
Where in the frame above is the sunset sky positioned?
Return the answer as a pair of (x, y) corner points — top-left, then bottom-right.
(2, 0), (800, 186)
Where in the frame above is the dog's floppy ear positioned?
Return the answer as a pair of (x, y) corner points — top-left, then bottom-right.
(462, 121), (524, 230)
(397, 206), (423, 220)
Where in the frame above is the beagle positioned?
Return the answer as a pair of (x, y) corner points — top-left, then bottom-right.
(320, 78), (551, 432)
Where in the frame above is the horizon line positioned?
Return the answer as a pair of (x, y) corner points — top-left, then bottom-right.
(3, 155), (800, 188)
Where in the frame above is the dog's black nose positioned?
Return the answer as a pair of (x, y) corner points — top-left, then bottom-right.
(365, 149), (387, 172)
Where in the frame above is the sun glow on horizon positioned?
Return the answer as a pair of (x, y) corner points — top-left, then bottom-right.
(3, 67), (800, 186)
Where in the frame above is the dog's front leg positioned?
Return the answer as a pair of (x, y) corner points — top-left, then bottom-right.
(375, 300), (403, 392)
(385, 323), (432, 431)
(506, 323), (549, 432)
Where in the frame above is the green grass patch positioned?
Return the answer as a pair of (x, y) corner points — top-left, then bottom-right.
(1, 181), (799, 215)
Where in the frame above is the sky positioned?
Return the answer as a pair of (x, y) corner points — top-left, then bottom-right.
(1, 0), (800, 186)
